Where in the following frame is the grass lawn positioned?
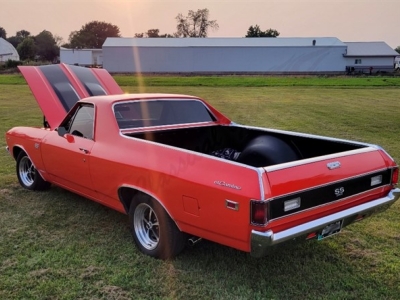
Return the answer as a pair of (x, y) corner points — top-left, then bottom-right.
(1, 75), (400, 299)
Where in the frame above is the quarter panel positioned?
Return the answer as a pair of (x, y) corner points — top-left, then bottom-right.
(89, 135), (262, 248)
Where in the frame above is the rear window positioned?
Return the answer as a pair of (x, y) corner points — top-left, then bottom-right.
(114, 100), (216, 129)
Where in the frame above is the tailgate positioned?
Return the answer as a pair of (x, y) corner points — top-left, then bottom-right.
(263, 147), (393, 220)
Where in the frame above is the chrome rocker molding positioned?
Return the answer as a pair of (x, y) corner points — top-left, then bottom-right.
(251, 188), (400, 258)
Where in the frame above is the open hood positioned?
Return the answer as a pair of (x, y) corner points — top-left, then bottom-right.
(19, 63), (123, 129)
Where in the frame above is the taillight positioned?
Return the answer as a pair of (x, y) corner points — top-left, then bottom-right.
(251, 201), (268, 225)
(392, 167), (399, 186)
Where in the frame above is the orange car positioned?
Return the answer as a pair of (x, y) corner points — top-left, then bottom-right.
(6, 64), (400, 259)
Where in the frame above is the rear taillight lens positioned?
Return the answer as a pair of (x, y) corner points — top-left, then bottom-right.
(251, 201), (268, 225)
(392, 167), (399, 186)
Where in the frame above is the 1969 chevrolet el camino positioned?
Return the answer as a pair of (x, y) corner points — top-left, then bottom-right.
(6, 64), (400, 259)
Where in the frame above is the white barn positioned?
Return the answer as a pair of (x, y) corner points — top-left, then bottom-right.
(60, 47), (103, 67)
(0, 37), (20, 62)
(344, 42), (398, 74)
(102, 37), (347, 74)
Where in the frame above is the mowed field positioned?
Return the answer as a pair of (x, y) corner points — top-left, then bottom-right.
(1, 75), (400, 299)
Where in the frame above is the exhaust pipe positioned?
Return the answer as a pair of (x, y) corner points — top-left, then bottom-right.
(188, 237), (202, 246)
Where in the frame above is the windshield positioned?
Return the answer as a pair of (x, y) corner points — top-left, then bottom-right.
(114, 99), (216, 129)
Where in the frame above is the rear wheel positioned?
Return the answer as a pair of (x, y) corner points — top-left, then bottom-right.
(16, 152), (50, 191)
(129, 194), (186, 259)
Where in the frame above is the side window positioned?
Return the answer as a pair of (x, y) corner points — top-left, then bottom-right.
(69, 105), (95, 140)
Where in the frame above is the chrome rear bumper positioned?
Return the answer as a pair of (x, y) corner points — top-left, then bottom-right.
(251, 188), (400, 257)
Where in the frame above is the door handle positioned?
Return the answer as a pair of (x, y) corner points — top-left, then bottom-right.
(79, 148), (89, 154)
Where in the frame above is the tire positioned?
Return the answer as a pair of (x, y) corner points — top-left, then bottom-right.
(129, 194), (186, 259)
(237, 135), (300, 167)
(16, 152), (51, 191)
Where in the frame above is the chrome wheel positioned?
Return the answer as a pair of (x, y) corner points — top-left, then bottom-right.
(18, 156), (36, 187)
(134, 203), (160, 250)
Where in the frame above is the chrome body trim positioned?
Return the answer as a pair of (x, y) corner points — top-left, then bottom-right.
(250, 188), (400, 257)
(371, 144), (395, 162)
(267, 167), (389, 200)
(256, 168), (265, 200)
(327, 161), (341, 170)
(264, 147), (377, 173)
(226, 200), (239, 211)
(268, 184), (392, 222)
(233, 123), (373, 148)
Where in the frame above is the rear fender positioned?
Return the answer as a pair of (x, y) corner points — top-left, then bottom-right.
(118, 185), (181, 230)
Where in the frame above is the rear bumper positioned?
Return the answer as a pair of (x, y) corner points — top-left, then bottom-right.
(251, 188), (400, 257)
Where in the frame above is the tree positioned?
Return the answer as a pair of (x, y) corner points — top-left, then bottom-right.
(174, 8), (218, 38)
(7, 36), (21, 48)
(147, 29), (161, 37)
(17, 37), (36, 60)
(35, 30), (58, 61)
(7, 29), (31, 48)
(245, 25), (280, 37)
(68, 21), (121, 48)
(395, 46), (400, 54)
(54, 34), (64, 47)
(134, 29), (173, 38)
(16, 30), (31, 39)
(0, 27), (6, 39)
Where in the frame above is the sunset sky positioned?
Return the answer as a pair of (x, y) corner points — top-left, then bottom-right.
(1, 0), (399, 48)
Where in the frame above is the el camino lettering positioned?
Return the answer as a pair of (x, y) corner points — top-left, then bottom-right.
(214, 180), (242, 190)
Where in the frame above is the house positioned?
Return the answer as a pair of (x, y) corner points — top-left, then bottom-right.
(344, 42), (398, 74)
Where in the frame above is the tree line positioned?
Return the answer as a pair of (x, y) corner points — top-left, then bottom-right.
(0, 8), (283, 63)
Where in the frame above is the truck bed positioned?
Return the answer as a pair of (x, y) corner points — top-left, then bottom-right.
(124, 125), (366, 167)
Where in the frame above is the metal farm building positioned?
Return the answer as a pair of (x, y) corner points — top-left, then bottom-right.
(0, 37), (20, 62)
(102, 37), (348, 74)
(60, 47), (103, 67)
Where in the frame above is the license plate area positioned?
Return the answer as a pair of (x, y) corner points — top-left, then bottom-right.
(318, 220), (343, 240)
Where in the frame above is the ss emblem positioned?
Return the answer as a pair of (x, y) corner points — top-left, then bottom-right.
(334, 187), (345, 197)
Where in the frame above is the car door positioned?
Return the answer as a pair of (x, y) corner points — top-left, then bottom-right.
(41, 104), (96, 198)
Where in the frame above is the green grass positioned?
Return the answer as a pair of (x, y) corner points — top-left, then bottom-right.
(114, 74), (400, 88)
(1, 80), (400, 299)
(1, 73), (400, 87)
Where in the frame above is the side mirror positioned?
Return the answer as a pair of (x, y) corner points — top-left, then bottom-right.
(65, 134), (75, 143)
(57, 127), (67, 137)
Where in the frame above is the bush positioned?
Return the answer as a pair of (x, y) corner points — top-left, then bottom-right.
(4, 59), (22, 68)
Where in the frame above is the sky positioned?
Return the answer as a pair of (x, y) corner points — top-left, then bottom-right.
(1, 0), (399, 49)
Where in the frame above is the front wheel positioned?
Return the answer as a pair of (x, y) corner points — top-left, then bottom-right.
(129, 194), (186, 259)
(16, 152), (50, 191)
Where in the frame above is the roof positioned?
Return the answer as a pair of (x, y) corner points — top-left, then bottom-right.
(0, 37), (20, 61)
(103, 37), (346, 48)
(344, 42), (398, 57)
(60, 47), (102, 53)
(86, 93), (199, 104)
